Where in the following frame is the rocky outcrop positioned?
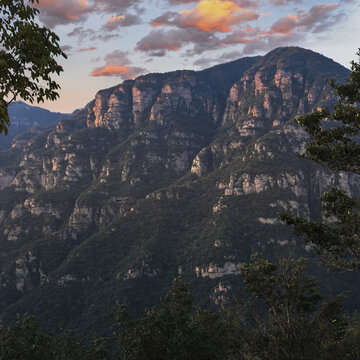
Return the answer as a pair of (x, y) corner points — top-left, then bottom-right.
(87, 81), (134, 129)
(222, 50), (342, 142)
(218, 171), (307, 198)
(191, 146), (214, 176)
(0, 47), (355, 334)
(0, 169), (15, 190)
(195, 262), (241, 279)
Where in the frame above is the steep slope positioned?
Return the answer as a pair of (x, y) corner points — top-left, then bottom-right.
(0, 47), (358, 335)
(0, 101), (72, 151)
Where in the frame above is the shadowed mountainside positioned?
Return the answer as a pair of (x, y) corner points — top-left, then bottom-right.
(0, 47), (358, 335)
(0, 101), (72, 151)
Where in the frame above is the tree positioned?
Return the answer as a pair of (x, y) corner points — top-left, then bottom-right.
(280, 49), (360, 271)
(113, 278), (237, 360)
(0, 314), (109, 360)
(236, 254), (351, 360)
(0, 0), (66, 135)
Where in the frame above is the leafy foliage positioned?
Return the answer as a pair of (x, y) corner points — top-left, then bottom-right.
(0, 0), (66, 134)
(113, 278), (236, 360)
(237, 254), (352, 360)
(0, 315), (109, 360)
(1, 275), (360, 360)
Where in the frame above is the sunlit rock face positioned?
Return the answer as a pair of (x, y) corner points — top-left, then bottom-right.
(0, 47), (356, 336)
(87, 81), (134, 130)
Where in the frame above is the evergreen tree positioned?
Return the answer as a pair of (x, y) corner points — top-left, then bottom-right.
(113, 278), (237, 360)
(236, 254), (351, 360)
(0, 315), (109, 360)
(280, 50), (360, 271)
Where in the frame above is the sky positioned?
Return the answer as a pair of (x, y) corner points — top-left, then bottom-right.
(28, 0), (360, 113)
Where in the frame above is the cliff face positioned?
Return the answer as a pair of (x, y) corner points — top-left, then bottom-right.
(1, 101), (71, 151)
(0, 47), (357, 334)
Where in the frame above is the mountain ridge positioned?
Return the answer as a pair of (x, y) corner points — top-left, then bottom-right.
(0, 46), (358, 336)
(0, 101), (72, 151)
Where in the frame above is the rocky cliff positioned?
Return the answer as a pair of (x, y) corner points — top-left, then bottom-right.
(0, 47), (358, 335)
(1, 101), (72, 151)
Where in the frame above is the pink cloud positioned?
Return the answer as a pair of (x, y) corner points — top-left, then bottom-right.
(268, 3), (340, 35)
(102, 13), (142, 31)
(77, 46), (97, 52)
(34, 0), (142, 28)
(137, 0), (344, 59)
(91, 65), (130, 76)
(90, 51), (145, 79)
(35, 0), (91, 27)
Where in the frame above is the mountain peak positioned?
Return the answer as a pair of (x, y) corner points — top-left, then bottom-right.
(0, 47), (356, 335)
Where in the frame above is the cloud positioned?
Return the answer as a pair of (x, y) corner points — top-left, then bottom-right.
(68, 26), (118, 44)
(91, 65), (130, 76)
(102, 13), (142, 31)
(193, 57), (217, 67)
(136, 28), (217, 55)
(167, 0), (198, 4)
(237, 3), (341, 56)
(153, 0), (259, 33)
(61, 44), (73, 53)
(268, 3), (340, 35)
(193, 49), (243, 68)
(90, 51), (146, 78)
(241, 32), (303, 55)
(77, 46), (97, 52)
(220, 49), (244, 59)
(269, 0), (303, 6)
(221, 26), (257, 44)
(68, 26), (96, 38)
(137, 0), (345, 58)
(34, 0), (142, 28)
(93, 0), (142, 14)
(140, 0), (261, 56)
(35, 0), (92, 27)
(168, 0), (259, 7)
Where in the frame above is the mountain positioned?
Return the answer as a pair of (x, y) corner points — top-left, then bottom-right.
(0, 101), (72, 151)
(0, 47), (358, 335)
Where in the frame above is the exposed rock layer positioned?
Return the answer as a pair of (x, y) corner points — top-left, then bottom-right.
(0, 47), (357, 335)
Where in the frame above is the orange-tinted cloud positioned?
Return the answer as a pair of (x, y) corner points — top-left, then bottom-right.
(268, 3), (339, 35)
(91, 65), (130, 77)
(143, 0), (262, 56)
(152, 0), (259, 34)
(138, 0), (344, 58)
(179, 0), (258, 32)
(35, 0), (142, 28)
(102, 13), (142, 31)
(35, 0), (91, 27)
(90, 51), (145, 79)
(238, 3), (341, 55)
(109, 15), (125, 22)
